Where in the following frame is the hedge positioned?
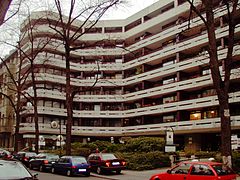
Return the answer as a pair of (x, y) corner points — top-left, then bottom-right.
(118, 151), (170, 170)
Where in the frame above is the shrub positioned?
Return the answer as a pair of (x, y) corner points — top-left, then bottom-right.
(232, 151), (240, 173)
(71, 147), (92, 157)
(194, 151), (218, 159)
(119, 151), (170, 170)
(121, 137), (165, 153)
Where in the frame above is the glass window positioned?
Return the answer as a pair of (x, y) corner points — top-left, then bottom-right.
(59, 158), (65, 163)
(0, 161), (32, 179)
(190, 164), (214, 176)
(71, 157), (87, 165)
(171, 163), (191, 174)
(190, 112), (201, 120)
(101, 154), (117, 160)
(212, 165), (235, 176)
(45, 154), (59, 160)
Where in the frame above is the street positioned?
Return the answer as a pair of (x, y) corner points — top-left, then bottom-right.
(30, 168), (240, 180)
(30, 169), (166, 180)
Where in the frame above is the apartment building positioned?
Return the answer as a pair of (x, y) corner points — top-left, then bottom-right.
(2, 0), (240, 151)
(0, 51), (18, 148)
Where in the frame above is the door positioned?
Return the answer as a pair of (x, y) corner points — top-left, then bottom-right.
(168, 163), (191, 180)
(64, 158), (72, 174)
(54, 158), (64, 173)
(89, 155), (99, 171)
(188, 164), (216, 180)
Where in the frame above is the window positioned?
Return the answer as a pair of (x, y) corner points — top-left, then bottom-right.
(190, 164), (214, 176)
(163, 115), (175, 122)
(212, 165), (235, 176)
(171, 163), (191, 174)
(190, 111), (201, 120)
(203, 110), (218, 119)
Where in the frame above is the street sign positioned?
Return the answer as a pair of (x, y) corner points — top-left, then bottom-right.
(231, 135), (238, 150)
(165, 145), (176, 152)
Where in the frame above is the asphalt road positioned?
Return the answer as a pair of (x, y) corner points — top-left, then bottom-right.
(30, 168), (240, 180)
(30, 169), (166, 180)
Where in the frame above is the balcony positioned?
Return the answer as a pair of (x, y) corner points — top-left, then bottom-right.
(21, 91), (240, 119)
(18, 115), (240, 136)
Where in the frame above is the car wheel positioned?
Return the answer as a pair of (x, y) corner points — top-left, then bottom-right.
(39, 165), (43, 172)
(96, 167), (102, 174)
(85, 172), (90, 177)
(116, 169), (121, 174)
(51, 167), (55, 174)
(29, 163), (33, 170)
(67, 170), (72, 177)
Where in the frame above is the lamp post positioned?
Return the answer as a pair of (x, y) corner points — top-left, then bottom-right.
(165, 127), (176, 167)
(51, 120), (62, 156)
(164, 126), (176, 152)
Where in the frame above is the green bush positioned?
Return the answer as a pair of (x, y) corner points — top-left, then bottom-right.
(232, 151), (240, 172)
(195, 151), (218, 159)
(121, 137), (165, 153)
(119, 151), (170, 170)
(71, 147), (92, 157)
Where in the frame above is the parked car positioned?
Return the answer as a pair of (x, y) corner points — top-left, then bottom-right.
(51, 156), (90, 177)
(14, 151), (37, 167)
(88, 153), (126, 174)
(0, 158), (38, 179)
(29, 153), (59, 172)
(149, 161), (237, 180)
(0, 148), (12, 159)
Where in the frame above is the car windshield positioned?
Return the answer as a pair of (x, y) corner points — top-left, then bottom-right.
(0, 160), (32, 179)
(101, 154), (117, 160)
(0, 149), (10, 155)
(212, 165), (235, 176)
(25, 152), (37, 157)
(71, 157), (87, 164)
(47, 154), (59, 160)
(37, 154), (59, 159)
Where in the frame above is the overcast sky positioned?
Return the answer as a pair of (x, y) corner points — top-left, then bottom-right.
(102, 0), (158, 19)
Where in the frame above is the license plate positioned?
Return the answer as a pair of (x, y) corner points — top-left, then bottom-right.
(78, 169), (86, 172)
(112, 162), (120, 165)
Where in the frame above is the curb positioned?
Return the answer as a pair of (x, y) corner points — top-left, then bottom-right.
(91, 173), (119, 180)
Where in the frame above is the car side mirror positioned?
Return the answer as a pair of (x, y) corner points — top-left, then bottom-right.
(33, 173), (38, 180)
(167, 170), (171, 174)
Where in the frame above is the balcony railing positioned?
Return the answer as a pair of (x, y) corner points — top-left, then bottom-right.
(21, 91), (240, 119)
(18, 115), (240, 136)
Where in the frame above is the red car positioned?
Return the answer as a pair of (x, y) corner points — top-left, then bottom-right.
(149, 161), (237, 180)
(88, 153), (126, 174)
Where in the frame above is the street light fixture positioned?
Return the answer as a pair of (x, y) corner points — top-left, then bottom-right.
(164, 126), (176, 153)
(51, 120), (62, 156)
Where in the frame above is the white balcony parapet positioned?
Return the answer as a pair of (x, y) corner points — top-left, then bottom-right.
(26, 64), (240, 104)
(29, 44), (240, 89)
(21, 91), (240, 118)
(18, 115), (240, 136)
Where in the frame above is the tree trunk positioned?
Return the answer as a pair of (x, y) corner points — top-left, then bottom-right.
(14, 112), (20, 152)
(33, 92), (39, 154)
(218, 91), (232, 167)
(65, 45), (72, 155)
(202, 0), (232, 167)
(31, 64), (39, 154)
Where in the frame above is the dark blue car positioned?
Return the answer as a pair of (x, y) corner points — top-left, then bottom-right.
(51, 156), (90, 177)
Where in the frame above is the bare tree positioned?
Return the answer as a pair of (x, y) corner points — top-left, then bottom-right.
(0, 0), (13, 25)
(18, 12), (58, 153)
(186, 0), (238, 167)
(1, 8), (57, 153)
(47, 0), (124, 155)
(0, 48), (31, 152)
(0, 0), (25, 26)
